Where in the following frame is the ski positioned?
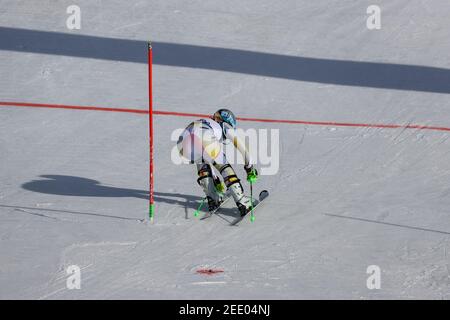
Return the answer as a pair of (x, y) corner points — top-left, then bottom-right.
(200, 194), (232, 220)
(230, 190), (269, 226)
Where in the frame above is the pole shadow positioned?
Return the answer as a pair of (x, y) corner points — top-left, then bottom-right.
(1, 27), (450, 94)
(0, 203), (142, 221)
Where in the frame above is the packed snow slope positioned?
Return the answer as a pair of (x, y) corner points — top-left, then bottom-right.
(1, 0), (449, 299)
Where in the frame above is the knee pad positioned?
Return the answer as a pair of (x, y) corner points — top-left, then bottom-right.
(217, 164), (241, 188)
(196, 164), (222, 202)
(197, 164), (212, 185)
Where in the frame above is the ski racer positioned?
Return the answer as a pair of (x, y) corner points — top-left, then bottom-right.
(177, 109), (258, 216)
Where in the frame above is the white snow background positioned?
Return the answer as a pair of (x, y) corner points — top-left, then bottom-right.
(0, 0), (449, 299)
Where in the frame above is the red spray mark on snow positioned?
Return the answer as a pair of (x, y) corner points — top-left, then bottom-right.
(196, 268), (224, 275)
(2, 101), (450, 133)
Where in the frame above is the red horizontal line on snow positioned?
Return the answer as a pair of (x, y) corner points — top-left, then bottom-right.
(1, 101), (450, 133)
(0, 101), (148, 114)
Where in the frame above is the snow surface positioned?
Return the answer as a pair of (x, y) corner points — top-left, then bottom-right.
(0, 0), (449, 299)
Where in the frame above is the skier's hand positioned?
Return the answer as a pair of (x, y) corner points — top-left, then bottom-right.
(245, 164), (258, 183)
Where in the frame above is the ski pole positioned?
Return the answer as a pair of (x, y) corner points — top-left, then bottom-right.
(250, 181), (255, 222)
(194, 198), (206, 217)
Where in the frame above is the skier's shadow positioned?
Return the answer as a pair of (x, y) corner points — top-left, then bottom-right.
(21, 175), (204, 212)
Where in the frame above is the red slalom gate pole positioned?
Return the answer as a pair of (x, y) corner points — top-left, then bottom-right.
(148, 42), (155, 222)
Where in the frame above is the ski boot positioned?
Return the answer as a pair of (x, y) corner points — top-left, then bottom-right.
(228, 182), (254, 217)
(197, 164), (224, 212)
(236, 201), (253, 217)
(206, 196), (222, 211)
(215, 163), (254, 216)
